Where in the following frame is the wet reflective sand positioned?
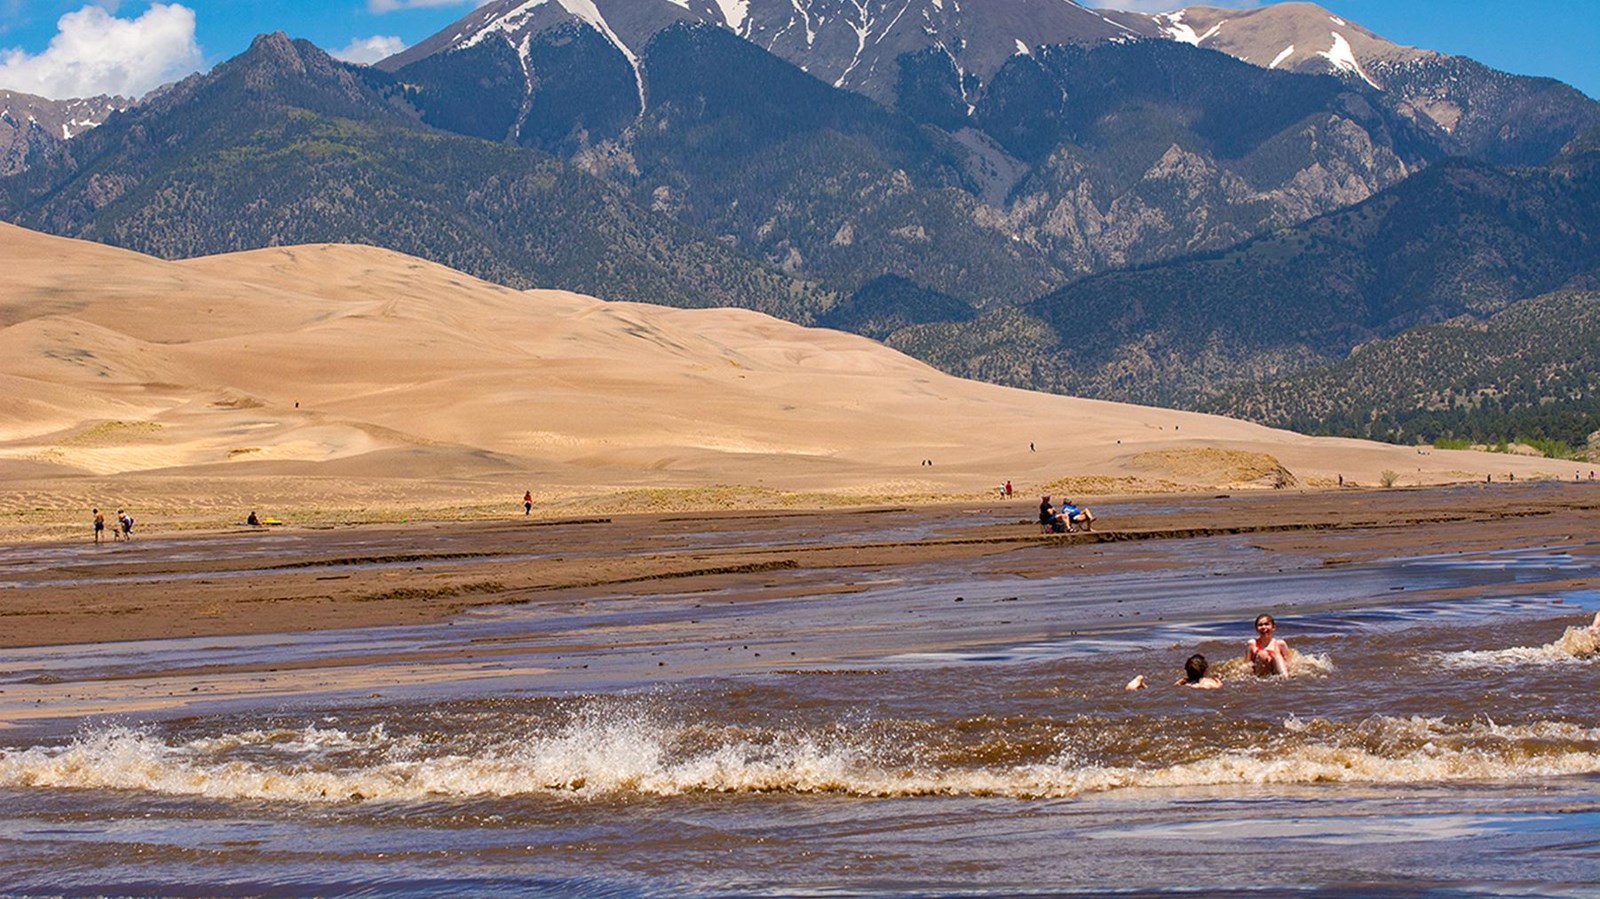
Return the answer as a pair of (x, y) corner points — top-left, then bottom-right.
(3, 484), (1600, 893)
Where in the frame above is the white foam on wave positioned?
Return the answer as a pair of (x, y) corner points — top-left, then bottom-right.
(1434, 625), (1600, 671)
(5, 710), (1600, 804)
(1209, 650), (1334, 680)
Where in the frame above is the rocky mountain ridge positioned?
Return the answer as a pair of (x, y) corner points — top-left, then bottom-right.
(0, 90), (131, 176)
(0, 34), (824, 319)
(382, 0), (1595, 162)
(3, 8), (1598, 450)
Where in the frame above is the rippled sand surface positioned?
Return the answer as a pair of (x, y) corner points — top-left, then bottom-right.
(3, 485), (1600, 893)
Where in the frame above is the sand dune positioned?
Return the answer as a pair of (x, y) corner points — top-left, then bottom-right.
(0, 222), (1568, 532)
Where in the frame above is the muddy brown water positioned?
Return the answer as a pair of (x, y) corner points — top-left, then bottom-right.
(3, 485), (1600, 894)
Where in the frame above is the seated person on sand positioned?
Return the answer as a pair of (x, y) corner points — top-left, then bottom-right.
(1247, 613), (1291, 677)
(1124, 654), (1222, 691)
(247, 510), (261, 527)
(1058, 499), (1095, 532)
(1039, 496), (1065, 532)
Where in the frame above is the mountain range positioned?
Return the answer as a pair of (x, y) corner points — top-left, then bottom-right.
(2, 0), (1598, 450)
(900, 143), (1600, 408)
(1203, 287), (1600, 452)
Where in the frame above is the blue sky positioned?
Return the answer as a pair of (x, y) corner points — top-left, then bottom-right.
(1, 0), (1596, 101)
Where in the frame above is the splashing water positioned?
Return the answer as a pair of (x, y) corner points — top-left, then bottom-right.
(5, 705), (1599, 804)
(1435, 624), (1600, 670)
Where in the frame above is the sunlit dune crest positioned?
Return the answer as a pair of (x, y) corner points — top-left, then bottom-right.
(0, 222), (1564, 521)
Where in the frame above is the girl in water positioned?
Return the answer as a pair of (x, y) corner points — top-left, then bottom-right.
(1247, 613), (1290, 677)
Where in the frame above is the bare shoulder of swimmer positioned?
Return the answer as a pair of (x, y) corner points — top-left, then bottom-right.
(1125, 675), (1147, 691)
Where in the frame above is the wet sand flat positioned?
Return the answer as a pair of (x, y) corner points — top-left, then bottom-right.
(4, 483), (1598, 720)
(0, 484), (1589, 644)
(7, 483), (1599, 651)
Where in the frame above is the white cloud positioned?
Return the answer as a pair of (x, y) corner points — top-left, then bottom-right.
(0, 3), (202, 100)
(330, 35), (407, 65)
(367, 0), (482, 13)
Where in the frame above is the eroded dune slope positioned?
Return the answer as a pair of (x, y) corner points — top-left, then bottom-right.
(0, 223), (1562, 519)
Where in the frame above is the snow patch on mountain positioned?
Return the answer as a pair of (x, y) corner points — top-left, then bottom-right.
(460, 0), (542, 49)
(460, 0), (645, 109)
(1318, 31), (1378, 88)
(1155, 10), (1220, 46)
(835, 0), (878, 88)
(562, 0), (646, 107)
(1015, 38), (1029, 55)
(1269, 44), (1294, 69)
(1098, 14), (1137, 36)
(935, 40), (975, 113)
(712, 0), (751, 32)
(782, 0), (818, 48)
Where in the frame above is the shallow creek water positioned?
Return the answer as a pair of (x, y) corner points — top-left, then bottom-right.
(2, 511), (1599, 894)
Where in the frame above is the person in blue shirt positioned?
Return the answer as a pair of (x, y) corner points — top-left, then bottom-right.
(1058, 499), (1095, 532)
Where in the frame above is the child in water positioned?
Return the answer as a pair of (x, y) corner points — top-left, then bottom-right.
(1123, 654), (1222, 691)
(1247, 613), (1290, 677)
(1179, 654), (1222, 689)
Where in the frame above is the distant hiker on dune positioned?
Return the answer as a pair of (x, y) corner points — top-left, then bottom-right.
(523, 491), (533, 516)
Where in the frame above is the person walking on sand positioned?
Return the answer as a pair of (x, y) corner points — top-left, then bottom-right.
(523, 491), (533, 516)
(93, 508), (105, 543)
(1247, 613), (1291, 677)
(117, 509), (133, 541)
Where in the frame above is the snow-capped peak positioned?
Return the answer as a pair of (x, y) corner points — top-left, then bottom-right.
(460, 0), (645, 109)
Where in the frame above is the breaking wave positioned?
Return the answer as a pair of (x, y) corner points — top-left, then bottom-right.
(4, 707), (1599, 804)
(1435, 623), (1600, 670)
